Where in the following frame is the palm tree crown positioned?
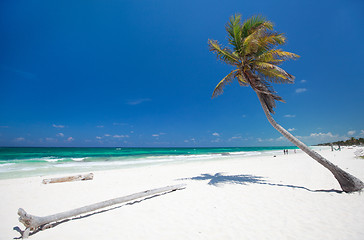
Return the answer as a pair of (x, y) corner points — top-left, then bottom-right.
(209, 14), (299, 114)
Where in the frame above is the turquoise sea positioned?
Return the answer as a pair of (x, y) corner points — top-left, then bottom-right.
(0, 147), (298, 179)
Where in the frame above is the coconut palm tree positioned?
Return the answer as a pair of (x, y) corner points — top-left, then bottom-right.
(208, 14), (364, 193)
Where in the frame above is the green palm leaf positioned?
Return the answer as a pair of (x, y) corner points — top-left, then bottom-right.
(212, 69), (239, 98)
(208, 40), (240, 65)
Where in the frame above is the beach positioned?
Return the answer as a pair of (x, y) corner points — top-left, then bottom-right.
(1, 146), (364, 240)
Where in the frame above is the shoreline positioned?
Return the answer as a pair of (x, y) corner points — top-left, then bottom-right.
(0, 146), (322, 181)
(1, 147), (364, 239)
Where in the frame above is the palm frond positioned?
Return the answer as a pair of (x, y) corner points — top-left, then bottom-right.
(256, 49), (299, 64)
(235, 71), (249, 86)
(243, 30), (286, 57)
(212, 69), (238, 98)
(254, 62), (295, 84)
(241, 15), (273, 39)
(242, 22), (278, 56)
(225, 14), (244, 54)
(208, 39), (240, 65)
(251, 76), (284, 114)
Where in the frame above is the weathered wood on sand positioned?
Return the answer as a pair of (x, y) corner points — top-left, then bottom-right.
(42, 173), (94, 184)
(18, 184), (186, 238)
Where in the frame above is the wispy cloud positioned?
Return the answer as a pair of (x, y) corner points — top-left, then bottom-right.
(52, 124), (65, 128)
(113, 135), (129, 138)
(295, 88), (307, 93)
(228, 136), (247, 142)
(300, 79), (307, 83)
(360, 130), (364, 136)
(46, 138), (57, 142)
(152, 133), (166, 138)
(1, 64), (37, 80)
(15, 137), (25, 142)
(347, 130), (356, 136)
(296, 132), (346, 144)
(288, 128), (296, 132)
(56, 133), (64, 137)
(212, 132), (220, 137)
(67, 137), (74, 142)
(113, 122), (128, 126)
(284, 114), (296, 118)
(126, 98), (151, 105)
(96, 125), (104, 128)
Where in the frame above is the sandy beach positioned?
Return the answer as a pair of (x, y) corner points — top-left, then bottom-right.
(1, 147), (364, 240)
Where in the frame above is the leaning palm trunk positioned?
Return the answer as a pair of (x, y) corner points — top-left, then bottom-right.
(257, 93), (364, 193)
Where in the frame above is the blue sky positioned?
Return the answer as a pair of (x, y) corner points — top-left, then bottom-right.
(1, 0), (363, 147)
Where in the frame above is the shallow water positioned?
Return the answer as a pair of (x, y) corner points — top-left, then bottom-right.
(0, 147), (299, 179)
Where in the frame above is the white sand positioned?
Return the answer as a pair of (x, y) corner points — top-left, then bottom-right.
(1, 147), (364, 240)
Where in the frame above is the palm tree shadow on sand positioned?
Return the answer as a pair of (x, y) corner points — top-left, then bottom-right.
(180, 172), (343, 193)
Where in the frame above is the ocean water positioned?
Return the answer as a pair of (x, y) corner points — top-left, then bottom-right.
(0, 147), (298, 179)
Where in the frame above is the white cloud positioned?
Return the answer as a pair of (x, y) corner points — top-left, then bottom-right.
(67, 137), (74, 142)
(152, 134), (159, 137)
(361, 130), (364, 136)
(347, 130), (356, 136)
(300, 80), (307, 83)
(309, 132), (335, 138)
(52, 124), (65, 128)
(126, 98), (151, 105)
(284, 114), (296, 118)
(113, 135), (129, 138)
(56, 133), (64, 137)
(104, 134), (111, 137)
(96, 125), (104, 128)
(15, 137), (25, 142)
(113, 122), (128, 126)
(212, 132), (220, 137)
(96, 136), (102, 140)
(229, 136), (241, 140)
(257, 131), (344, 145)
(295, 88), (307, 93)
(46, 138), (57, 142)
(296, 132), (346, 144)
(288, 128), (296, 132)
(276, 136), (287, 141)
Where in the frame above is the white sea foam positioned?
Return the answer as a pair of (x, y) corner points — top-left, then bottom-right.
(0, 163), (16, 167)
(44, 157), (59, 162)
(70, 158), (86, 162)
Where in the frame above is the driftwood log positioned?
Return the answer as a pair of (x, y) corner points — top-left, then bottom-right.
(18, 184), (186, 238)
(42, 173), (94, 184)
